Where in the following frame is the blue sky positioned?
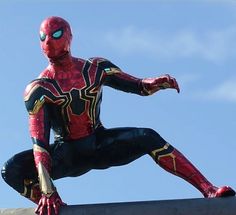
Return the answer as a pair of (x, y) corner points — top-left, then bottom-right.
(0, 0), (236, 208)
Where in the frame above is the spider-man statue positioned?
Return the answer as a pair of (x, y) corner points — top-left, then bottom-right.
(1, 16), (235, 215)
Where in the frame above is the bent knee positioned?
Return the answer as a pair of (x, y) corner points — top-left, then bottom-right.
(1, 157), (24, 192)
(140, 128), (168, 150)
(1, 163), (7, 182)
(2, 158), (19, 181)
(138, 128), (163, 140)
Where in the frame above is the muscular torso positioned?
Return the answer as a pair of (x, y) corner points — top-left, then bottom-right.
(24, 56), (144, 149)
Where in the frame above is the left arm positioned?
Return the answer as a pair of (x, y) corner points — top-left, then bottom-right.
(95, 58), (180, 95)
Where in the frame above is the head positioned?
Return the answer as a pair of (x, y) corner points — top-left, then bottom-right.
(39, 16), (72, 59)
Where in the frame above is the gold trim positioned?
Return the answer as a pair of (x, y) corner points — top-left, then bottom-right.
(30, 183), (39, 201)
(150, 143), (170, 158)
(33, 145), (54, 196)
(21, 179), (30, 196)
(24, 83), (41, 102)
(158, 153), (177, 172)
(33, 144), (49, 153)
(29, 96), (45, 115)
(161, 82), (171, 89)
(142, 84), (153, 95)
(104, 67), (121, 75)
(21, 179), (40, 202)
(37, 162), (55, 196)
(151, 143), (177, 173)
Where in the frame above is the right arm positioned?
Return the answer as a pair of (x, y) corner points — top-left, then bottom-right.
(24, 80), (65, 215)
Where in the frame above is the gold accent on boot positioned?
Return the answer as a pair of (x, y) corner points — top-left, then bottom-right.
(21, 179), (41, 203)
(151, 143), (177, 172)
(150, 143), (170, 158)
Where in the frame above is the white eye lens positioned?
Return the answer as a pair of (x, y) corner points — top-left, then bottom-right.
(52, 30), (63, 39)
(40, 31), (46, 41)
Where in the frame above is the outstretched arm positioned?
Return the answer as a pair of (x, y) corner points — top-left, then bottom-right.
(96, 58), (180, 95)
(24, 80), (65, 215)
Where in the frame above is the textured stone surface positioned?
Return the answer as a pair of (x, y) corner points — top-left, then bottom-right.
(0, 197), (236, 215)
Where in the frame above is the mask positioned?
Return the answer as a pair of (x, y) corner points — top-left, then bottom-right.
(39, 16), (72, 59)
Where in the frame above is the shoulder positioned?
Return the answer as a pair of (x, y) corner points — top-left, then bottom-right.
(88, 57), (108, 63)
(88, 57), (121, 75)
(24, 79), (44, 100)
(24, 67), (56, 101)
(24, 79), (46, 114)
(88, 57), (115, 67)
(24, 77), (57, 114)
(24, 72), (55, 95)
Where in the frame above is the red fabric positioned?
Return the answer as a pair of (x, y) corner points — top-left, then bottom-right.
(142, 74), (180, 94)
(157, 149), (212, 196)
(29, 108), (48, 144)
(35, 191), (66, 215)
(40, 16), (72, 59)
(35, 58), (107, 140)
(33, 150), (51, 173)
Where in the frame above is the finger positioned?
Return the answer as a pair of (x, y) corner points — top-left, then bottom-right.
(164, 74), (171, 82)
(173, 79), (180, 93)
(169, 77), (180, 93)
(35, 208), (40, 215)
(40, 198), (47, 215)
(39, 205), (45, 215)
(35, 206), (40, 214)
(53, 203), (59, 215)
(176, 84), (180, 93)
(47, 204), (51, 215)
(35, 200), (42, 214)
(47, 206), (51, 215)
(39, 208), (44, 215)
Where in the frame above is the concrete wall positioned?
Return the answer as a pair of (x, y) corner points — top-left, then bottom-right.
(0, 197), (235, 215)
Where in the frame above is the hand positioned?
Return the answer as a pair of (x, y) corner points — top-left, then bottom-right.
(35, 191), (66, 215)
(142, 74), (180, 95)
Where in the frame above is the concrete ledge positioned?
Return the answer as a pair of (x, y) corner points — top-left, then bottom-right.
(1, 197), (236, 215)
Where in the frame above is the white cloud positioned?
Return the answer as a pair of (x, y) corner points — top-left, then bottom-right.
(104, 26), (236, 63)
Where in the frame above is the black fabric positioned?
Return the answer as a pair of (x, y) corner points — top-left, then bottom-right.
(1, 127), (168, 193)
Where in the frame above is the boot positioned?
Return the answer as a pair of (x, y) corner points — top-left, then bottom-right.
(21, 179), (42, 204)
(151, 144), (235, 198)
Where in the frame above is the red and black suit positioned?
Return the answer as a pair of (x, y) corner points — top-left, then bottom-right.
(2, 56), (173, 197)
(2, 56), (233, 201)
(1, 16), (234, 215)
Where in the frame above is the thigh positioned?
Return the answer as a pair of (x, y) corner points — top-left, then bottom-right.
(93, 127), (164, 169)
(51, 135), (96, 179)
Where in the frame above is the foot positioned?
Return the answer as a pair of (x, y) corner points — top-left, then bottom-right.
(205, 186), (235, 198)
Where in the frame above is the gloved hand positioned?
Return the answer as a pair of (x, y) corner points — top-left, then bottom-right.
(35, 191), (66, 215)
(142, 74), (180, 95)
